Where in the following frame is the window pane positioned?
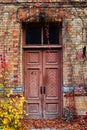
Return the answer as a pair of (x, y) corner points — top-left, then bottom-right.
(26, 26), (41, 44)
(43, 24), (59, 44)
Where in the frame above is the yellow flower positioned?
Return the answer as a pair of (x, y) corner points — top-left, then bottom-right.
(12, 108), (16, 113)
(7, 90), (13, 97)
(0, 93), (27, 129)
(3, 118), (9, 124)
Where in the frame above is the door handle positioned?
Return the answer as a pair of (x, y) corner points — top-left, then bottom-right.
(40, 86), (45, 94)
(43, 86), (45, 94)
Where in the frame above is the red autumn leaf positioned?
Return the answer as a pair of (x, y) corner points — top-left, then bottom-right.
(1, 61), (6, 68)
(22, 117), (87, 129)
(35, 2), (40, 7)
(76, 52), (83, 59)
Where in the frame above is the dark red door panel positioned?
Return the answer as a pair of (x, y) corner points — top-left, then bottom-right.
(43, 50), (62, 118)
(24, 50), (42, 118)
(24, 49), (62, 119)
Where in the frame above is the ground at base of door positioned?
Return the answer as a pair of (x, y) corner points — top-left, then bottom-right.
(22, 117), (87, 130)
(29, 128), (68, 130)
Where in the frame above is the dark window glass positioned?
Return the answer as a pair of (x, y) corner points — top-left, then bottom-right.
(43, 24), (59, 44)
(26, 26), (41, 44)
(25, 23), (60, 45)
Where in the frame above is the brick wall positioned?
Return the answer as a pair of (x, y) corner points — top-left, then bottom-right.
(0, 4), (22, 92)
(0, 1), (87, 112)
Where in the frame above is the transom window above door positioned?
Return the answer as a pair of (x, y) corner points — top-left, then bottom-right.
(23, 22), (62, 46)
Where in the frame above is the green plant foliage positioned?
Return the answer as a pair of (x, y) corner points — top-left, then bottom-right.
(0, 91), (26, 130)
(63, 105), (77, 123)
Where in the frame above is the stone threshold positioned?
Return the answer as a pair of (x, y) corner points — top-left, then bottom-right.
(29, 127), (68, 130)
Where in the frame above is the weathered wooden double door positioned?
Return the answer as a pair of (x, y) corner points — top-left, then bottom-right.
(24, 48), (62, 119)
